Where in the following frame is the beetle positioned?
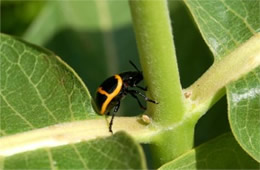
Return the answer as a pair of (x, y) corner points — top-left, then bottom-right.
(95, 61), (158, 133)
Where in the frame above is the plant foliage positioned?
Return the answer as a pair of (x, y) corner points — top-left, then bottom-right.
(0, 0), (259, 169)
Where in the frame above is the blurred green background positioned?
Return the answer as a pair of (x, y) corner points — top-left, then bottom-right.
(1, 0), (230, 148)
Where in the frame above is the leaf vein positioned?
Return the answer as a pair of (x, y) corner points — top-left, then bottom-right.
(221, 0), (256, 34)
(71, 144), (89, 169)
(46, 148), (56, 170)
(197, 1), (241, 45)
(0, 95), (35, 128)
(17, 62), (58, 122)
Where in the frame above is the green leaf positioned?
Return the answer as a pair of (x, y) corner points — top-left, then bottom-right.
(184, 0), (260, 162)
(159, 132), (259, 169)
(0, 33), (96, 136)
(2, 132), (147, 169)
(0, 34), (150, 169)
(227, 66), (260, 162)
(184, 0), (259, 60)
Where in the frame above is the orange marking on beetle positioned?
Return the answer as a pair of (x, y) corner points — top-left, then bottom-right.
(97, 74), (123, 114)
(97, 87), (109, 96)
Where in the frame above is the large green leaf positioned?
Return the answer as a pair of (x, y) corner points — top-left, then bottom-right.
(159, 132), (259, 169)
(0, 34), (147, 169)
(184, 0), (259, 59)
(2, 131), (146, 169)
(0, 33), (96, 136)
(184, 0), (260, 162)
(227, 67), (260, 162)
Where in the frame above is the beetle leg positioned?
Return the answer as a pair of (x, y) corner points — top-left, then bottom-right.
(127, 89), (159, 104)
(114, 101), (121, 112)
(135, 85), (148, 91)
(109, 102), (120, 134)
(128, 92), (146, 110)
(109, 114), (115, 134)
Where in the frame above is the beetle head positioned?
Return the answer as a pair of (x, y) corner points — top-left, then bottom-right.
(121, 71), (143, 87)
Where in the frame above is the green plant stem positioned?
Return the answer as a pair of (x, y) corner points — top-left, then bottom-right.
(129, 0), (185, 125)
(129, 0), (191, 167)
(185, 33), (260, 120)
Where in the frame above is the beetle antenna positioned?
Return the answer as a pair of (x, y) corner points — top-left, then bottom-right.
(129, 60), (141, 72)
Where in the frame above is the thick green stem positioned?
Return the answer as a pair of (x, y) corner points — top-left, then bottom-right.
(129, 0), (185, 126)
(129, 0), (191, 167)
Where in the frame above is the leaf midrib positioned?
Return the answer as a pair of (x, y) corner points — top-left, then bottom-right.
(0, 117), (156, 157)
